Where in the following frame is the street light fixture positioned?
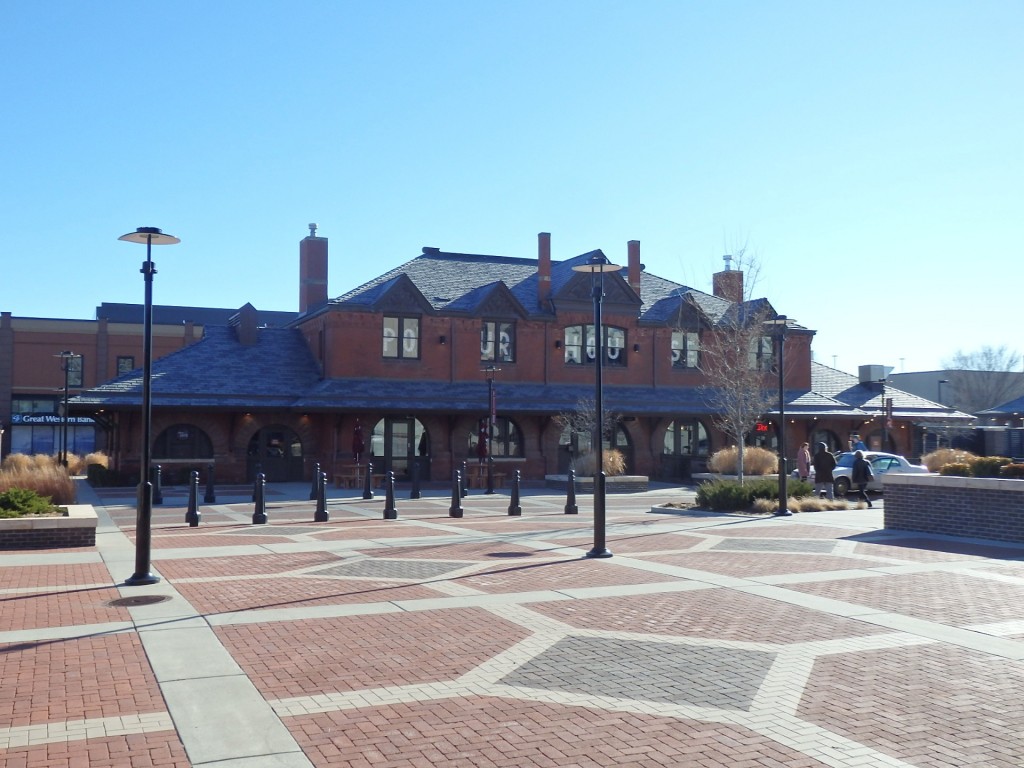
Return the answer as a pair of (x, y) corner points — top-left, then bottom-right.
(119, 226), (180, 586)
(572, 251), (622, 558)
(763, 316), (792, 517)
(55, 351), (77, 467)
(482, 365), (500, 494)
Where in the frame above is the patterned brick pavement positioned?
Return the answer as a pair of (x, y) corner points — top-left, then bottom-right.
(3, 482), (1024, 767)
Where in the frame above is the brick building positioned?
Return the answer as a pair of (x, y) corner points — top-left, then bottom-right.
(64, 229), (969, 485)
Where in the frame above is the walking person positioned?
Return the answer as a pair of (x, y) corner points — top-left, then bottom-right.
(797, 442), (811, 481)
(851, 450), (874, 508)
(811, 442), (836, 500)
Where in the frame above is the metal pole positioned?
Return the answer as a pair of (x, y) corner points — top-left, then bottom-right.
(775, 325), (791, 516)
(587, 272), (611, 558)
(485, 372), (495, 494)
(61, 356), (70, 467)
(127, 232), (158, 584)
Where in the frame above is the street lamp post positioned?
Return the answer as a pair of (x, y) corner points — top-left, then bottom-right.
(764, 317), (791, 517)
(119, 226), (180, 586)
(482, 365), (500, 494)
(55, 351), (75, 467)
(572, 252), (622, 558)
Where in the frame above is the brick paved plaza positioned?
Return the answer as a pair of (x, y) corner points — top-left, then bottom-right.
(3, 480), (1024, 767)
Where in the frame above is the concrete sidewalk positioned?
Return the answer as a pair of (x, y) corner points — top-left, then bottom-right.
(2, 480), (1024, 767)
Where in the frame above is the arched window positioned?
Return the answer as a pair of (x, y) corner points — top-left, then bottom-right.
(153, 424), (213, 459)
(662, 420), (709, 456)
(468, 416), (523, 458)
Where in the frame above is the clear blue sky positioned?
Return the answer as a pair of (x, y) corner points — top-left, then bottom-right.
(2, 1), (1021, 374)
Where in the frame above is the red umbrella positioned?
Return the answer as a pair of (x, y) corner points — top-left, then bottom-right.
(477, 420), (488, 462)
(352, 422), (365, 463)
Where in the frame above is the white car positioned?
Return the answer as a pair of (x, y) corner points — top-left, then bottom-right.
(832, 451), (929, 495)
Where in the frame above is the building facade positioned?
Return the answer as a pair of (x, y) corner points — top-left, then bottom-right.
(66, 230), (970, 485)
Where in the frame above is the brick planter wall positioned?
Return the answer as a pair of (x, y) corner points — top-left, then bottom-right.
(0, 505), (98, 549)
(884, 475), (1024, 543)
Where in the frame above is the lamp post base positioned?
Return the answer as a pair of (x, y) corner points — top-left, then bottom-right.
(585, 547), (613, 559)
(773, 508), (793, 517)
(125, 572), (161, 586)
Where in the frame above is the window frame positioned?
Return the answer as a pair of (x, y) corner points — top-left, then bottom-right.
(563, 324), (627, 367)
(670, 330), (700, 369)
(382, 316), (421, 360)
(480, 320), (516, 363)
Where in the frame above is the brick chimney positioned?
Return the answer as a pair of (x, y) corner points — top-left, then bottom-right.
(538, 232), (551, 305)
(712, 254), (744, 303)
(299, 223), (328, 313)
(627, 240), (641, 296)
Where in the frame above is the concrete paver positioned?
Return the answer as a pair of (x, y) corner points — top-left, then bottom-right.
(2, 481), (1024, 766)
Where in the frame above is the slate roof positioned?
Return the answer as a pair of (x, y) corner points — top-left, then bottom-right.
(71, 325), (321, 410)
(325, 248), (768, 327)
(810, 362), (973, 423)
(96, 302), (298, 327)
(979, 395), (1024, 416)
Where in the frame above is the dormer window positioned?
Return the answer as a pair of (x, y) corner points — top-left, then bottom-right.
(481, 321), (515, 363)
(563, 325), (626, 367)
(671, 331), (700, 369)
(383, 316), (420, 359)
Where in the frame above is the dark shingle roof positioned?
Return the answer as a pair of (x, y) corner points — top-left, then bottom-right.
(96, 302), (298, 327)
(71, 326), (321, 409)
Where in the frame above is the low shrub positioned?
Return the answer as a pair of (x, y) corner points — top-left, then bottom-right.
(1000, 463), (1024, 479)
(707, 446), (779, 475)
(921, 448), (977, 472)
(969, 456), (1012, 478)
(87, 464), (135, 488)
(939, 463), (972, 477)
(0, 487), (58, 517)
(696, 477), (814, 511)
(750, 496), (850, 514)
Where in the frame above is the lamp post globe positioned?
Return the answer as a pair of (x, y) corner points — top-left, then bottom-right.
(119, 227), (180, 586)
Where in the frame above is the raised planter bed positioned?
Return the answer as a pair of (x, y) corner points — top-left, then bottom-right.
(884, 474), (1024, 544)
(545, 475), (649, 493)
(0, 504), (97, 549)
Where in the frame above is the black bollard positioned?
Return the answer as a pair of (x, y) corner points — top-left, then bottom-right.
(564, 468), (578, 514)
(251, 464), (261, 502)
(309, 462), (320, 500)
(151, 464), (163, 505)
(362, 461), (374, 500)
(507, 469), (522, 516)
(204, 463), (216, 504)
(314, 470), (329, 522)
(383, 471), (398, 519)
(185, 470), (200, 526)
(409, 459), (421, 499)
(252, 472), (267, 524)
(460, 460), (468, 498)
(449, 470), (464, 518)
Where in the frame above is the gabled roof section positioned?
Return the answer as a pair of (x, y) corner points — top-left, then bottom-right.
(549, 251), (642, 312)
(979, 395), (1024, 415)
(443, 281), (529, 317)
(70, 325), (322, 410)
(331, 250), (541, 314)
(365, 273), (435, 315)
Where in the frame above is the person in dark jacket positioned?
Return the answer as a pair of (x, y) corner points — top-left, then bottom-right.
(851, 449), (874, 507)
(811, 442), (836, 499)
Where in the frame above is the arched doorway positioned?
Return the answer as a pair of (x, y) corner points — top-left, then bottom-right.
(660, 418), (710, 479)
(370, 417), (428, 481)
(558, 422), (633, 474)
(247, 426), (303, 482)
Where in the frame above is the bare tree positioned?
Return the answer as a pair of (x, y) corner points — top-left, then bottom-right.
(942, 345), (1024, 414)
(555, 396), (619, 473)
(698, 304), (778, 482)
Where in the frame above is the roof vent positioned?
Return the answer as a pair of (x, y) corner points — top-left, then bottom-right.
(422, 246), (440, 254)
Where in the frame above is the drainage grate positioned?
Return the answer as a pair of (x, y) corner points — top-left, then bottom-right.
(108, 595), (173, 607)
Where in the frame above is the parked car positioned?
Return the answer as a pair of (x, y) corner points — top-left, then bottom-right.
(832, 451), (930, 495)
